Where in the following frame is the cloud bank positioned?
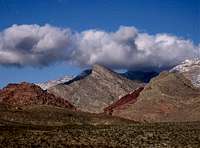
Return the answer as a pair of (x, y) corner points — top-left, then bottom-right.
(0, 24), (199, 70)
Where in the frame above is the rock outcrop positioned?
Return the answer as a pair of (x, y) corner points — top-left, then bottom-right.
(0, 82), (74, 109)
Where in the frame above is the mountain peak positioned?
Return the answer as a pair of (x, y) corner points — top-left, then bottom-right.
(49, 64), (142, 113)
(170, 58), (200, 87)
(171, 58), (200, 73)
(183, 58), (200, 65)
(91, 64), (118, 79)
(92, 64), (112, 72)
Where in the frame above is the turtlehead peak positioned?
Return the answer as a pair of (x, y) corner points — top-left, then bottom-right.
(48, 64), (143, 113)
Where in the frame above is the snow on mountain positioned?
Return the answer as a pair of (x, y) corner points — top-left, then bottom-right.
(170, 58), (200, 87)
(36, 75), (74, 90)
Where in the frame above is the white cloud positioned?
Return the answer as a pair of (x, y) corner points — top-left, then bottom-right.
(0, 24), (199, 70)
(0, 24), (72, 67)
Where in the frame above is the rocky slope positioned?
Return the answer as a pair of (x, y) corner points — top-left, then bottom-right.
(36, 75), (74, 90)
(104, 87), (144, 115)
(0, 82), (74, 109)
(48, 64), (143, 113)
(111, 72), (200, 122)
(170, 58), (200, 88)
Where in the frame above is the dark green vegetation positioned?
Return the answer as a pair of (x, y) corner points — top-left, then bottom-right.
(0, 122), (200, 147)
(0, 104), (133, 126)
(0, 105), (199, 147)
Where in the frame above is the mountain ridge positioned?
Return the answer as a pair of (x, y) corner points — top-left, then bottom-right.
(110, 71), (200, 122)
(48, 64), (143, 113)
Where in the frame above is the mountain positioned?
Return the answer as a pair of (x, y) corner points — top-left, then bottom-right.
(0, 82), (75, 109)
(170, 58), (200, 88)
(36, 75), (74, 90)
(109, 72), (200, 122)
(48, 64), (143, 113)
(0, 82), (134, 127)
(121, 71), (158, 83)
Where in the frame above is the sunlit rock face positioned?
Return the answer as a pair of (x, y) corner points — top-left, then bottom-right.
(48, 64), (143, 113)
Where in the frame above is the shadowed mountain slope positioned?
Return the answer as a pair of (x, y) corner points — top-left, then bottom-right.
(121, 71), (158, 83)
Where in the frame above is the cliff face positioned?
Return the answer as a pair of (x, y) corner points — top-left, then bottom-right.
(48, 64), (143, 113)
(0, 82), (75, 109)
(111, 72), (200, 122)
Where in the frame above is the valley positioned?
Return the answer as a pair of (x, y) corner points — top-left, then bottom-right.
(1, 122), (200, 147)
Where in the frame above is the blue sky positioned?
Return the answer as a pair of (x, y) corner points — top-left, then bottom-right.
(0, 0), (199, 87)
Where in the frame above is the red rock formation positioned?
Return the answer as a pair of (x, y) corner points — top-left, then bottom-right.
(0, 82), (75, 109)
(104, 87), (144, 115)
